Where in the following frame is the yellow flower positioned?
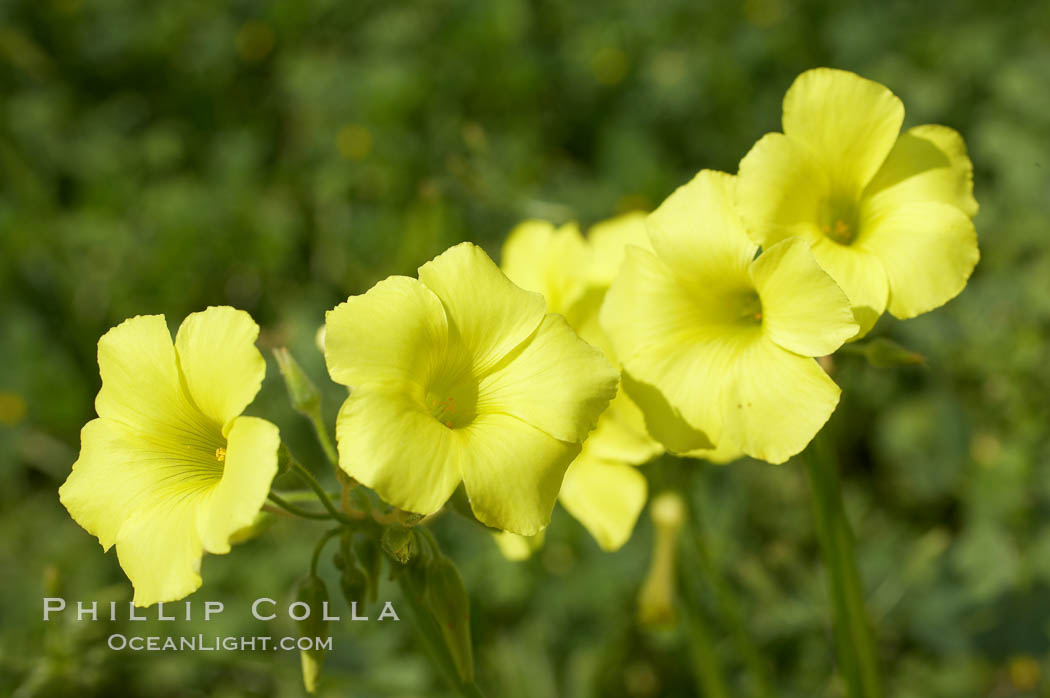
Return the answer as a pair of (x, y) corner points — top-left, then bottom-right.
(500, 214), (662, 551)
(737, 67), (979, 335)
(59, 307), (280, 607)
(324, 242), (618, 536)
(601, 170), (858, 464)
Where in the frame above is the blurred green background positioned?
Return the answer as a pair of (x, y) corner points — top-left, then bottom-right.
(2, 0), (1049, 696)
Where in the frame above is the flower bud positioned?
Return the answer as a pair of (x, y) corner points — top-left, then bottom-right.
(273, 347), (322, 415)
(637, 492), (686, 627)
(381, 525), (419, 565)
(293, 574), (330, 694)
(354, 535), (383, 602)
(424, 555), (474, 683)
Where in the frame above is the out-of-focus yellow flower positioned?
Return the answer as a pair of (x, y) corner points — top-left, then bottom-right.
(737, 67), (979, 335)
(500, 214), (663, 552)
(59, 307), (280, 607)
(324, 242), (618, 536)
(601, 170), (858, 464)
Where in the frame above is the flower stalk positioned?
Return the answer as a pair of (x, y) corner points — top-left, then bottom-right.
(803, 434), (881, 698)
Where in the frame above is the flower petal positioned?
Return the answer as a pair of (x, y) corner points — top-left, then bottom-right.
(749, 238), (858, 356)
(174, 306), (266, 432)
(720, 336), (841, 464)
(600, 245), (712, 364)
(116, 495), (206, 607)
(325, 275), (449, 390)
(419, 242), (546, 375)
(335, 387), (461, 516)
(94, 314), (195, 433)
(601, 246), (746, 447)
(583, 390), (664, 466)
(647, 170), (756, 295)
(491, 530), (545, 561)
(587, 211), (652, 286)
(477, 314), (618, 444)
(863, 124), (979, 219)
(620, 371), (713, 453)
(736, 132), (829, 246)
(501, 220), (590, 315)
(459, 412), (578, 535)
(858, 201), (979, 319)
(808, 236), (890, 337)
(198, 416), (280, 554)
(684, 437), (745, 465)
(782, 68), (904, 194)
(559, 458), (648, 551)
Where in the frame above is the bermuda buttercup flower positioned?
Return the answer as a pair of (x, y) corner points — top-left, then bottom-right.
(601, 170), (858, 464)
(737, 67), (979, 335)
(59, 307), (280, 607)
(324, 242), (618, 536)
(501, 214), (662, 551)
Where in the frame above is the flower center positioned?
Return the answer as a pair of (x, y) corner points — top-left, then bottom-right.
(732, 289), (763, 326)
(425, 376), (478, 430)
(820, 195), (859, 245)
(215, 446), (226, 462)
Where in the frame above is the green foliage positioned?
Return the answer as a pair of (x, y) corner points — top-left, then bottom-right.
(2, 0), (1049, 696)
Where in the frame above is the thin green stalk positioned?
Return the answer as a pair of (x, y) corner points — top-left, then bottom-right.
(292, 461), (357, 525)
(307, 410), (339, 468)
(803, 435), (881, 698)
(310, 527), (343, 576)
(397, 573), (486, 698)
(681, 600), (730, 698)
(685, 498), (772, 698)
(268, 492), (335, 520)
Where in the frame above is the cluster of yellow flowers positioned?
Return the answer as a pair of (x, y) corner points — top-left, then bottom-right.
(60, 68), (978, 606)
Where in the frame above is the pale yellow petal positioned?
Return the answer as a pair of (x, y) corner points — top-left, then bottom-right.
(863, 124), (978, 219)
(419, 242), (546, 375)
(94, 314), (198, 433)
(646, 170), (756, 296)
(115, 495), (206, 607)
(458, 412), (578, 536)
(808, 236), (890, 337)
(477, 314), (618, 444)
(684, 438), (745, 465)
(491, 530), (546, 561)
(587, 211), (652, 286)
(583, 390), (664, 466)
(559, 458), (648, 551)
(720, 336), (841, 464)
(736, 132), (829, 247)
(782, 68), (904, 194)
(621, 371), (714, 453)
(501, 220), (590, 315)
(858, 201), (979, 319)
(749, 238), (858, 356)
(174, 306), (265, 432)
(325, 275), (448, 390)
(335, 387), (461, 516)
(198, 416), (280, 554)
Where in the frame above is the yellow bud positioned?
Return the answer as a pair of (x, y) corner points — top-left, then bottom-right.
(637, 492), (686, 627)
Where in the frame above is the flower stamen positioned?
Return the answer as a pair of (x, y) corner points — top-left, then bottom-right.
(215, 446), (226, 462)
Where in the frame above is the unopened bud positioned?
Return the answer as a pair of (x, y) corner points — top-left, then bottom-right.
(638, 492), (686, 627)
(424, 555), (474, 683)
(293, 574), (330, 693)
(273, 347), (322, 415)
(381, 525), (419, 565)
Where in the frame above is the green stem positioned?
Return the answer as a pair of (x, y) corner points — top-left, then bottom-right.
(681, 601), (730, 698)
(685, 495), (772, 698)
(803, 435), (881, 698)
(310, 527), (343, 577)
(396, 572), (486, 698)
(268, 492), (335, 520)
(292, 462), (357, 525)
(307, 409), (339, 468)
